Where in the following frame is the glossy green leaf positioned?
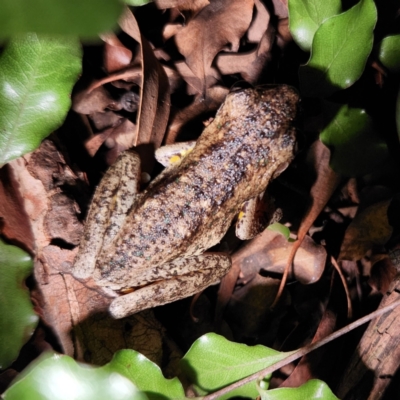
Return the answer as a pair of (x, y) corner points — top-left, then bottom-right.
(0, 34), (82, 166)
(257, 379), (339, 400)
(288, 0), (341, 52)
(0, 240), (37, 370)
(3, 352), (148, 400)
(267, 222), (291, 240)
(378, 35), (400, 72)
(299, 0), (377, 97)
(320, 103), (388, 177)
(181, 333), (292, 399)
(124, 0), (153, 5)
(103, 350), (185, 400)
(0, 0), (123, 38)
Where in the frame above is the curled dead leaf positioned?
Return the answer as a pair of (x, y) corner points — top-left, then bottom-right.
(175, 0), (254, 94)
(233, 228), (326, 285)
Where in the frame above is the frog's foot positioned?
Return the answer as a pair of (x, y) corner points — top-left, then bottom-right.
(155, 141), (196, 167)
(72, 150), (142, 279)
(109, 253), (231, 319)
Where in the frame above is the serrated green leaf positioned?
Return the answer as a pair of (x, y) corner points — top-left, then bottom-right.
(257, 379), (339, 400)
(289, 0), (341, 52)
(299, 0), (377, 97)
(267, 222), (291, 240)
(103, 350), (185, 400)
(0, 240), (37, 369)
(3, 352), (148, 400)
(320, 103), (388, 176)
(0, 0), (123, 38)
(378, 35), (400, 72)
(0, 34), (82, 166)
(181, 333), (292, 399)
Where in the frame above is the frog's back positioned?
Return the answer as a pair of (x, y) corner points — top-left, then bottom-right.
(97, 86), (299, 288)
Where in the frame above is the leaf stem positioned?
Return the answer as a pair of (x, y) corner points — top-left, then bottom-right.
(202, 298), (400, 400)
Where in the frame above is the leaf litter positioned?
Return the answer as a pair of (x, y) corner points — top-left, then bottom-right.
(1, 0), (400, 397)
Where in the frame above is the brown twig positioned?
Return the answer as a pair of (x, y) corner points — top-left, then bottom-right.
(331, 255), (352, 319)
(202, 298), (400, 400)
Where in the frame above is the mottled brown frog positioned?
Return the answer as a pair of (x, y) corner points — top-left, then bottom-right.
(72, 85), (299, 318)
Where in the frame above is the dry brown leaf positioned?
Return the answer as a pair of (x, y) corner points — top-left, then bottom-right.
(73, 9), (170, 167)
(271, 0), (288, 19)
(164, 85), (228, 143)
(233, 229), (326, 285)
(369, 256), (397, 294)
(0, 166), (35, 252)
(339, 199), (393, 261)
(281, 306), (337, 388)
(277, 18), (291, 44)
(216, 26), (274, 84)
(120, 9), (171, 150)
(225, 274), (283, 342)
(247, 0), (270, 43)
(174, 0), (254, 94)
(163, 23), (184, 41)
(273, 141), (341, 305)
(155, 0), (209, 12)
(7, 138), (167, 365)
(101, 32), (133, 73)
(174, 60), (220, 95)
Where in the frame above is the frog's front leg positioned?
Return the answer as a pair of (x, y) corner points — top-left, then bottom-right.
(72, 150), (142, 279)
(109, 253), (231, 318)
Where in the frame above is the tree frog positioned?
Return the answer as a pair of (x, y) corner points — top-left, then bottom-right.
(72, 85), (299, 318)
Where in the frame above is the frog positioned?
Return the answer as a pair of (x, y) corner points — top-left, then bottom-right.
(72, 85), (299, 318)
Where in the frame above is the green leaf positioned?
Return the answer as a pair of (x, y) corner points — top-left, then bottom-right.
(267, 222), (291, 240)
(0, 240), (37, 370)
(378, 35), (400, 72)
(320, 103), (388, 177)
(288, 0), (341, 52)
(257, 379), (339, 400)
(103, 350), (185, 400)
(180, 333), (292, 399)
(0, 34), (82, 166)
(0, 0), (123, 38)
(3, 352), (148, 400)
(299, 0), (377, 97)
(123, 0), (153, 5)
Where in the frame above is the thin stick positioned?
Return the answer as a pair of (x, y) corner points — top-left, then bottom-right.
(331, 255), (353, 319)
(202, 298), (400, 400)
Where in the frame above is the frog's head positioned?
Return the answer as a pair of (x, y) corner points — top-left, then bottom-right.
(222, 85), (299, 125)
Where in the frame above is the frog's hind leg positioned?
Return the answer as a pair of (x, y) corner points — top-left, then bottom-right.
(109, 253), (231, 318)
(236, 191), (277, 240)
(72, 150), (142, 279)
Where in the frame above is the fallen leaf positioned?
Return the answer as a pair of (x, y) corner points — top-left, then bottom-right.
(7, 139), (166, 366)
(247, 0), (270, 43)
(120, 9), (171, 149)
(155, 0), (209, 12)
(273, 140), (341, 305)
(175, 0), (254, 94)
(164, 85), (228, 143)
(101, 32), (133, 73)
(233, 229), (326, 285)
(216, 26), (274, 84)
(339, 199), (393, 261)
(0, 165), (34, 252)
